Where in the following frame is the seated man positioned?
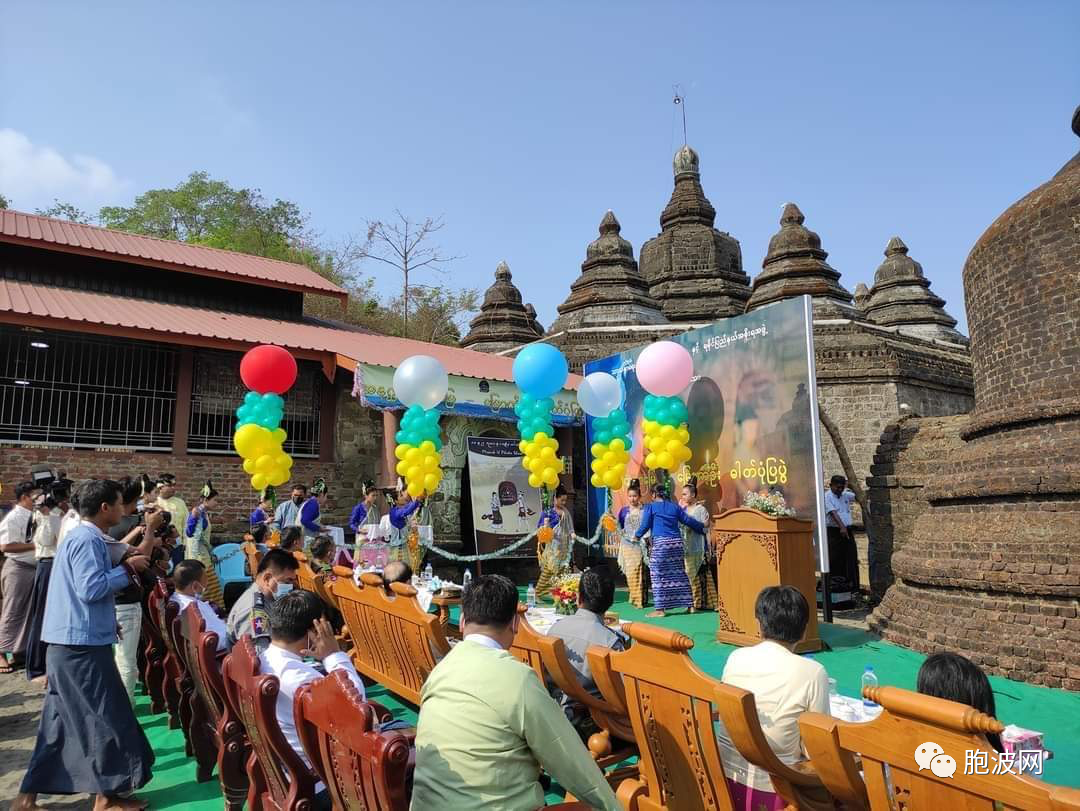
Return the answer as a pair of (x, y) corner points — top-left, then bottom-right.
(226, 548), (299, 652)
(382, 560), (412, 594)
(717, 585), (829, 806)
(411, 574), (620, 811)
(547, 568), (628, 725)
(308, 535), (335, 575)
(261, 589), (367, 810)
(171, 559), (229, 652)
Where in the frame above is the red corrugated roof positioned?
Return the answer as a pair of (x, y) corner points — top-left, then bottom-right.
(0, 279), (580, 388)
(0, 209), (347, 302)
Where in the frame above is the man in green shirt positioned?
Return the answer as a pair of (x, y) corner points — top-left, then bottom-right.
(411, 574), (621, 811)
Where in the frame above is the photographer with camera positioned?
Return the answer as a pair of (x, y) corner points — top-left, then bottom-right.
(0, 481), (39, 674)
(108, 476), (167, 701)
(24, 478), (73, 681)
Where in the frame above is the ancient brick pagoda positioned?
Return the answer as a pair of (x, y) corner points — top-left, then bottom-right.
(459, 261), (545, 354)
(746, 203), (858, 319)
(868, 106), (1080, 690)
(639, 145), (752, 322)
(863, 237), (967, 344)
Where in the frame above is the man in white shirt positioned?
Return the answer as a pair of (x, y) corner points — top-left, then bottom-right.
(0, 481), (39, 673)
(718, 585), (831, 799)
(170, 560), (229, 652)
(260, 588), (367, 810)
(824, 474), (859, 593)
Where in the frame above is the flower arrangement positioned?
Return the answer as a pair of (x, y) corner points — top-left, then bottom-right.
(551, 573), (581, 615)
(744, 489), (796, 517)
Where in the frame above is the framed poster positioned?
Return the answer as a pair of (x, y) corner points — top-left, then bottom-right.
(466, 436), (543, 559)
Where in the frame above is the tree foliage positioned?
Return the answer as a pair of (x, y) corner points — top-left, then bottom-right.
(0, 192), (8, 209)
(36, 199), (93, 223)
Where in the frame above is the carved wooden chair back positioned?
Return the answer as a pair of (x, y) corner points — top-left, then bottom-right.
(140, 576), (168, 714)
(295, 669), (413, 811)
(149, 580), (184, 729)
(223, 636), (317, 811)
(508, 605), (547, 683)
(800, 685), (1080, 811)
(333, 572), (450, 705)
(295, 556), (319, 595)
(241, 541), (263, 578)
(597, 621), (736, 811)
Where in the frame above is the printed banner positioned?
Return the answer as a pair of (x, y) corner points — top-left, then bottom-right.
(585, 296), (822, 538)
(356, 363), (583, 426)
(466, 436), (543, 559)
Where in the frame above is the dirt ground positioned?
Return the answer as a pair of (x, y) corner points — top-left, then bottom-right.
(0, 674), (91, 810)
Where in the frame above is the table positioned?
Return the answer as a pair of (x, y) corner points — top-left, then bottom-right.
(830, 693), (884, 722)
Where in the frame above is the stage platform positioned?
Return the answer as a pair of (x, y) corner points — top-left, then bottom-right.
(121, 587), (1079, 808)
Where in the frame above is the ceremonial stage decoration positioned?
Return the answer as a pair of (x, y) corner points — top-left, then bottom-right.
(512, 343), (569, 501)
(392, 354), (450, 498)
(232, 344), (298, 491)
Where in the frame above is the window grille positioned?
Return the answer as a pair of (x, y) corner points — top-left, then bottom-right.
(0, 326), (177, 449)
(187, 350), (322, 457)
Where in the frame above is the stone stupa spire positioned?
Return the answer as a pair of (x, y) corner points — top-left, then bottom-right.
(745, 203), (857, 318)
(864, 237), (967, 344)
(459, 261), (544, 353)
(639, 145), (751, 322)
(549, 210), (666, 333)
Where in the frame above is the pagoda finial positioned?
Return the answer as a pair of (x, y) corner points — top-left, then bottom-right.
(780, 202), (805, 227)
(673, 144), (700, 177)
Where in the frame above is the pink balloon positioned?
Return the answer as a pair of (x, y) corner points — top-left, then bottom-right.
(636, 341), (693, 396)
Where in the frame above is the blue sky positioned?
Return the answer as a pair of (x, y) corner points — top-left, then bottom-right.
(2, 2), (1077, 333)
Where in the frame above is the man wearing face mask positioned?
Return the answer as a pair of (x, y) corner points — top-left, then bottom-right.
(170, 560), (229, 652)
(226, 548), (299, 652)
(272, 485), (307, 533)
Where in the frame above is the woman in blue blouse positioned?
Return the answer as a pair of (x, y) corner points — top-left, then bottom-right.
(348, 480), (379, 535)
(185, 480), (223, 606)
(635, 478), (706, 617)
(386, 484), (424, 564)
(297, 478), (328, 545)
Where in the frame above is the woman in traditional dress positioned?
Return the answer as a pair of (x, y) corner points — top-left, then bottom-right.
(617, 479), (649, 609)
(249, 486), (275, 542)
(155, 473), (188, 531)
(680, 477), (717, 611)
(348, 480), (379, 536)
(535, 485), (575, 600)
(490, 491), (504, 527)
(185, 481), (224, 607)
(385, 483), (424, 567)
(635, 475), (705, 618)
(298, 478), (329, 546)
(517, 491), (529, 528)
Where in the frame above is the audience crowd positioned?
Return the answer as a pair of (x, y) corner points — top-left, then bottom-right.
(0, 471), (1028, 810)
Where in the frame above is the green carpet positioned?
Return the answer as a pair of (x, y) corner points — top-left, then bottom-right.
(132, 590), (1080, 807)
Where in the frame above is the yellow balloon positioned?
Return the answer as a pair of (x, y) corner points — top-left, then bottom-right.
(243, 458), (257, 474)
(529, 457), (545, 474)
(591, 473), (603, 488)
(528, 473), (543, 488)
(282, 452), (294, 469)
(540, 446), (555, 461)
(405, 447), (421, 463)
(407, 482), (423, 498)
(659, 425), (675, 439)
(609, 438), (625, 453)
(419, 440), (436, 454)
(251, 473), (268, 490)
(542, 468), (559, 487)
(518, 439), (529, 453)
(591, 442), (605, 457)
(394, 444), (408, 460)
(272, 427), (287, 445)
(679, 446), (693, 463)
(590, 459), (604, 473)
(233, 423), (269, 458)
(678, 428), (690, 444)
(267, 468), (289, 487)
(525, 442), (537, 457)
(645, 452), (658, 468)
(603, 469), (621, 489)
(533, 431), (550, 443)
(424, 473), (440, 492)
(255, 454), (275, 474)
(601, 451), (613, 465)
(642, 419), (657, 433)
(657, 451), (674, 469)
(521, 457), (531, 471)
(666, 439), (681, 455)
(406, 465), (422, 482)
(423, 454), (439, 471)
(396, 460), (408, 475)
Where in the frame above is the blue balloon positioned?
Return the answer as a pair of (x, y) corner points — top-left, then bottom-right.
(513, 344), (568, 398)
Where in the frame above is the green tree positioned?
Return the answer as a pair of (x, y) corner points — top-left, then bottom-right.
(0, 193), (8, 209)
(36, 199), (93, 223)
(382, 286), (480, 345)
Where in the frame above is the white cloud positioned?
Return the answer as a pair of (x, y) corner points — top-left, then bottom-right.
(0, 128), (128, 209)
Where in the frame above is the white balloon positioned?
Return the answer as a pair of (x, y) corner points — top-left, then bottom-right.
(576, 371), (622, 417)
(393, 355), (449, 409)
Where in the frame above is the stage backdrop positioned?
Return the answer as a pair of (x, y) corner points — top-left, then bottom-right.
(585, 296), (827, 567)
(466, 436), (543, 560)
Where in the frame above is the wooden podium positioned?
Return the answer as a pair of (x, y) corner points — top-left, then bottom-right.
(711, 508), (822, 653)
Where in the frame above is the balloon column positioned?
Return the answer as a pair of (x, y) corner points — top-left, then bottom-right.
(578, 372), (632, 490)
(392, 355), (449, 498)
(512, 344), (569, 490)
(233, 345), (298, 491)
(636, 341), (694, 473)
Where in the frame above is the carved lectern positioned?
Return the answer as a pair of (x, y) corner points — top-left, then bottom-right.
(712, 508), (822, 653)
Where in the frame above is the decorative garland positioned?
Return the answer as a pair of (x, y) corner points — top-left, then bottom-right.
(411, 521), (606, 563)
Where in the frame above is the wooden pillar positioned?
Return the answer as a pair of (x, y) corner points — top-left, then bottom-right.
(379, 409), (400, 487)
(318, 375), (337, 463)
(172, 347), (194, 456)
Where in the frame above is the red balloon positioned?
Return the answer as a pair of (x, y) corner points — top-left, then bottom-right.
(240, 345), (298, 394)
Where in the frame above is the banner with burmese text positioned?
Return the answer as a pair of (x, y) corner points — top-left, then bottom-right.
(584, 296), (822, 541)
(466, 436), (543, 560)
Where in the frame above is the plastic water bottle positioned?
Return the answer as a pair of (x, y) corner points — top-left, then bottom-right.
(861, 665), (879, 711)
(526, 583), (536, 608)
(463, 568), (472, 589)
(423, 562), (433, 583)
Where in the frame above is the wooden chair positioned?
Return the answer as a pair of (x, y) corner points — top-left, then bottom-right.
(332, 572), (450, 705)
(295, 669), (414, 811)
(590, 622), (740, 810)
(536, 632), (639, 784)
(223, 636), (317, 811)
(241, 540), (263, 578)
(167, 599), (218, 783)
(182, 603), (249, 811)
(149, 580), (183, 731)
(800, 685), (1080, 811)
(140, 578), (168, 714)
(509, 604), (548, 683)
